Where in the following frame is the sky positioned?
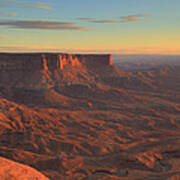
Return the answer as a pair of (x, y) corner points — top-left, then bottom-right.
(0, 0), (180, 54)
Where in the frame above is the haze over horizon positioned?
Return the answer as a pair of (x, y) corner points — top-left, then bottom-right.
(0, 0), (180, 54)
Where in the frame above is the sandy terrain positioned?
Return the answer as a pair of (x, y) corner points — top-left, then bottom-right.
(0, 54), (180, 179)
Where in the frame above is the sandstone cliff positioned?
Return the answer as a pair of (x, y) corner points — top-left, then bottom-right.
(0, 53), (113, 88)
(0, 53), (113, 71)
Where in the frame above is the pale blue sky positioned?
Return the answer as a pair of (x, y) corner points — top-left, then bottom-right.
(0, 0), (180, 54)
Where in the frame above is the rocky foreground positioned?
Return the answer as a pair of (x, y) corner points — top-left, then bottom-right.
(0, 53), (180, 180)
(0, 156), (49, 180)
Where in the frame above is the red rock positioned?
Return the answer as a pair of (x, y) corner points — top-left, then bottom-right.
(0, 156), (49, 180)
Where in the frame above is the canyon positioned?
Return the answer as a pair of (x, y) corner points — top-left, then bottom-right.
(0, 53), (180, 180)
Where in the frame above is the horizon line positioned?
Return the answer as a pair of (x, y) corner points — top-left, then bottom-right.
(0, 52), (180, 56)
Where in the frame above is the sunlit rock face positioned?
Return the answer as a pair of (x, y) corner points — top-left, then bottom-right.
(0, 53), (113, 71)
(0, 157), (49, 180)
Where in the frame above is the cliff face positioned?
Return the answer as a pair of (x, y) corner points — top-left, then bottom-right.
(0, 53), (113, 71)
(0, 53), (114, 98)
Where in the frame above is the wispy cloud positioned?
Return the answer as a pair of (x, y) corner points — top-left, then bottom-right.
(0, 11), (18, 16)
(0, 0), (31, 3)
(78, 14), (152, 24)
(91, 19), (119, 24)
(77, 17), (120, 24)
(22, 3), (52, 10)
(120, 15), (140, 22)
(136, 14), (152, 17)
(77, 17), (96, 21)
(0, 20), (88, 31)
(0, 0), (53, 10)
(119, 14), (152, 22)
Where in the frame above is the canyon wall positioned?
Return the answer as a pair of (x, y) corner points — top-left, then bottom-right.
(0, 53), (113, 71)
